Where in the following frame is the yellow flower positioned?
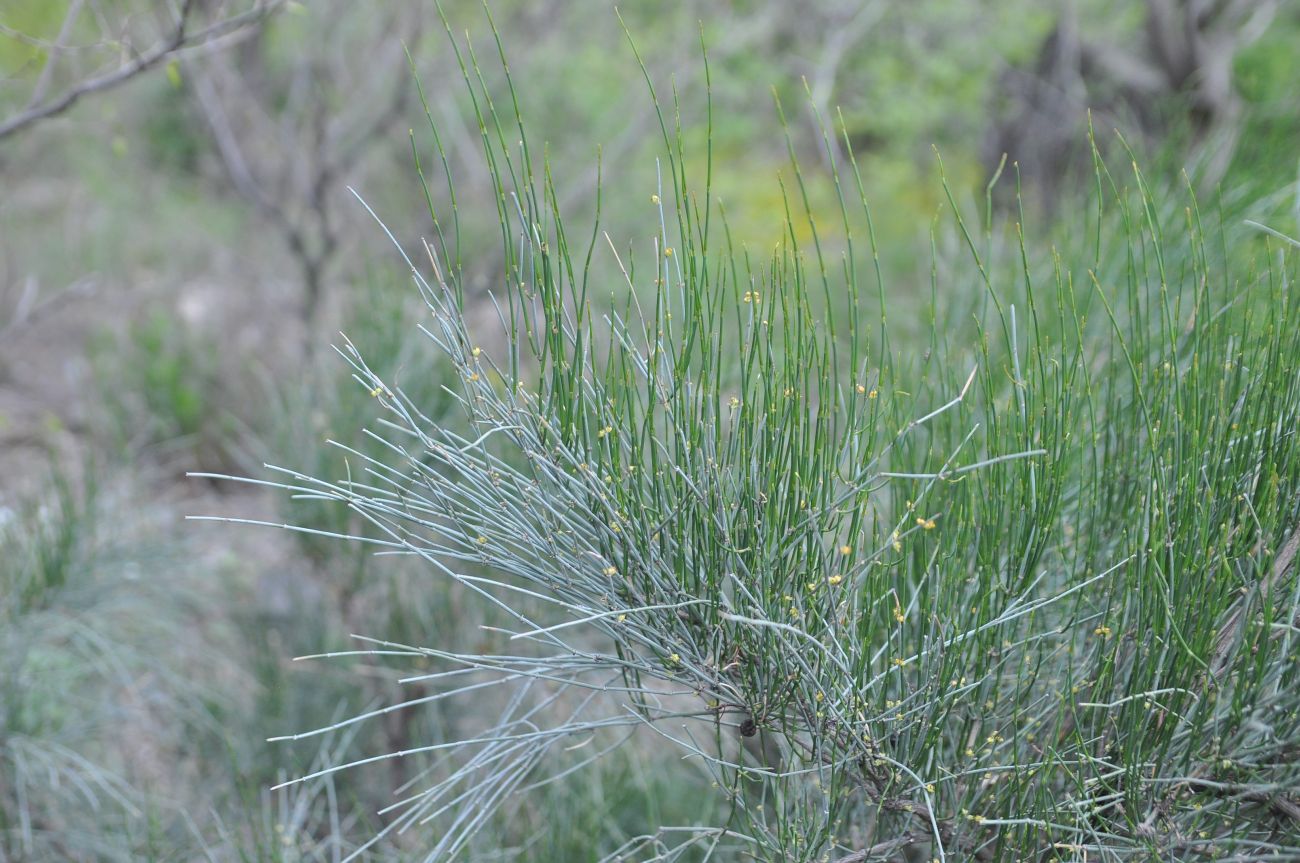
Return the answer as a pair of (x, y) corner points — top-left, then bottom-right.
(471, 346), (482, 357)
(856, 384), (866, 394)
(827, 574), (844, 586)
(868, 388), (878, 399)
(743, 291), (760, 304)
(839, 544), (852, 555)
(916, 517), (936, 530)
(603, 565), (618, 576)
(1093, 625), (1112, 638)
(651, 194), (660, 204)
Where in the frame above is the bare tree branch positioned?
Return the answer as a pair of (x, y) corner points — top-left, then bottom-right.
(24, 0), (86, 112)
(180, 2), (422, 327)
(985, 0), (1280, 209)
(0, 0), (284, 142)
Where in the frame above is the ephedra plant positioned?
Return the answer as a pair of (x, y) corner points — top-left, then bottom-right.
(196, 13), (1300, 862)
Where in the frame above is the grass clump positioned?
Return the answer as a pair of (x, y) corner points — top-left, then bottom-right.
(90, 309), (238, 472)
(0, 470), (198, 860)
(202, 15), (1300, 862)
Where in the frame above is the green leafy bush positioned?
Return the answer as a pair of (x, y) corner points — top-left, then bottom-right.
(212, 17), (1300, 862)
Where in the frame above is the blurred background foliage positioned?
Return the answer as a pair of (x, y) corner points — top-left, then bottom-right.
(1, 0), (1297, 859)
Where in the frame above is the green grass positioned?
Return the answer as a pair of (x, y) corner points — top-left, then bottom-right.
(0, 468), (197, 861)
(193, 16), (1300, 863)
(89, 310), (236, 469)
